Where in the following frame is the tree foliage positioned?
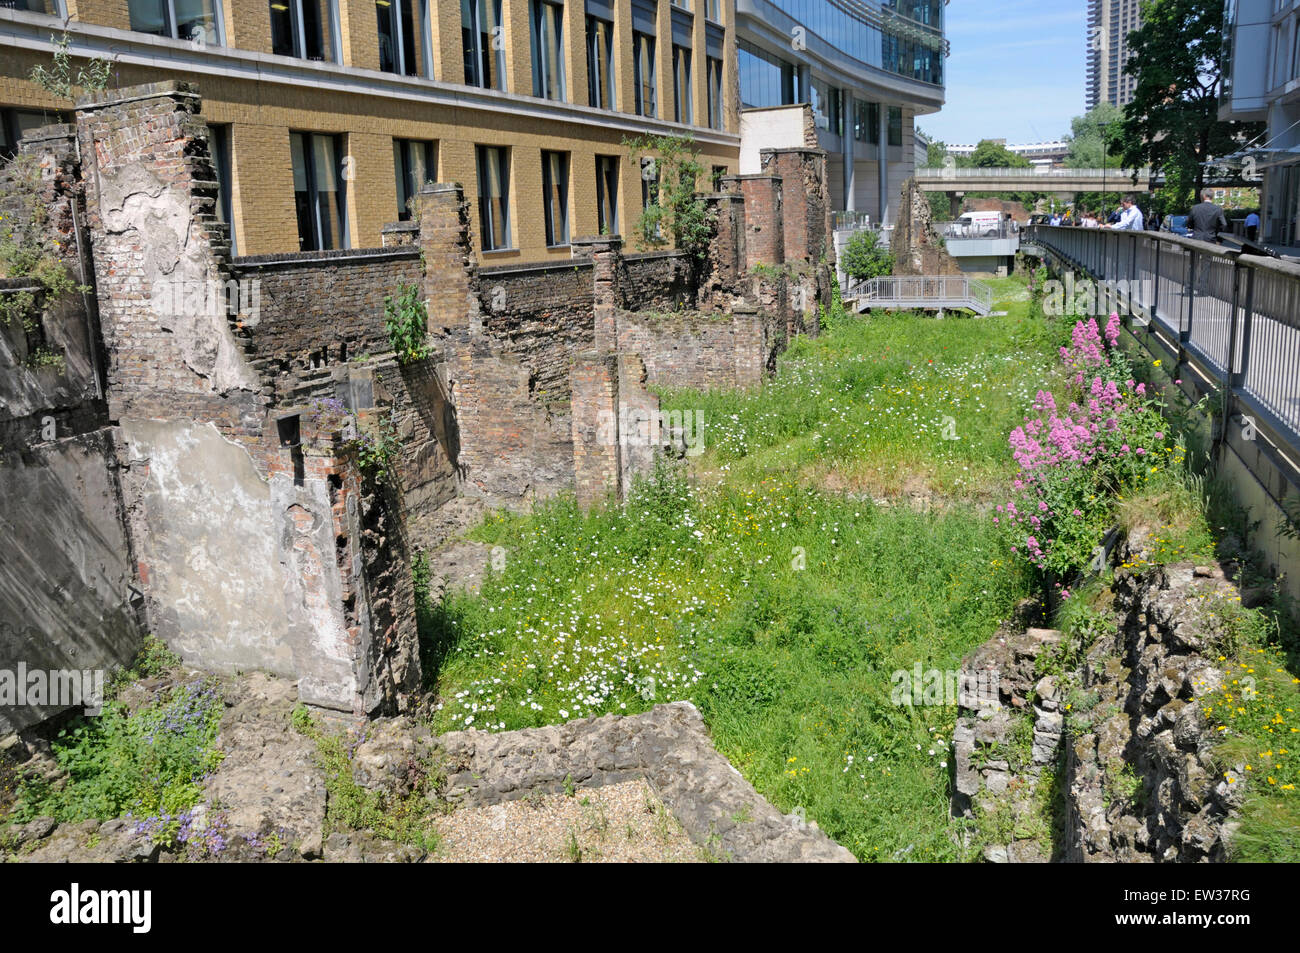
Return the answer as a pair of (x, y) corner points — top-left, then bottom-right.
(624, 133), (714, 260)
(840, 229), (894, 282)
(1065, 103), (1125, 168)
(29, 30), (113, 100)
(1118, 0), (1262, 197)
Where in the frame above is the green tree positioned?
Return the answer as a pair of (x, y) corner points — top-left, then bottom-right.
(1065, 103), (1124, 168)
(29, 30), (113, 100)
(1118, 0), (1262, 198)
(624, 133), (713, 259)
(840, 229), (893, 282)
(967, 140), (1031, 169)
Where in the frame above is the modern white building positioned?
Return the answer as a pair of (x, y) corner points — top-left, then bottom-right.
(734, 0), (947, 225)
(945, 140), (1070, 168)
(1220, 0), (1300, 245)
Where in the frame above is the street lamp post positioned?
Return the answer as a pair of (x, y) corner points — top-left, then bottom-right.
(1098, 120), (1110, 222)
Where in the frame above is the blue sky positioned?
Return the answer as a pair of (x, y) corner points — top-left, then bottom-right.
(920, 0), (1087, 146)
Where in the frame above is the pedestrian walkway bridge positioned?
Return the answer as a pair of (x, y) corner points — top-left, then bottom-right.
(843, 275), (994, 315)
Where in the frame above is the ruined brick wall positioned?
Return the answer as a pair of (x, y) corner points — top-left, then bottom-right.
(760, 148), (832, 265)
(614, 306), (774, 391)
(71, 82), (419, 718)
(418, 188), (576, 508)
(620, 251), (696, 311)
(477, 260), (596, 402)
(0, 124), (144, 736)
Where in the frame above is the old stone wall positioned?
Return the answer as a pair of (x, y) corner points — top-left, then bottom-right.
(615, 305), (774, 392)
(71, 81), (418, 718)
(476, 260), (595, 402)
(0, 123), (145, 735)
(952, 539), (1248, 863)
(620, 251), (696, 311)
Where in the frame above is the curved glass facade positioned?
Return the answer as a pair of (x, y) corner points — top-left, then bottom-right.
(765, 0), (945, 86)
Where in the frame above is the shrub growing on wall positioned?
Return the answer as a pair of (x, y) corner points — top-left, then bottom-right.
(383, 282), (429, 364)
(623, 133), (714, 261)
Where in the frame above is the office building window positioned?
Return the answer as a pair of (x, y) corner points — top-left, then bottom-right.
(394, 138), (436, 221)
(531, 0), (566, 100)
(633, 32), (656, 117)
(888, 106), (903, 147)
(710, 164), (727, 191)
(640, 157), (660, 242)
(290, 131), (347, 251)
(4, 0), (66, 14)
(705, 0), (719, 20)
(476, 145), (510, 250)
(209, 123), (236, 254)
(596, 155), (619, 235)
(672, 45), (692, 124)
(129, 0), (223, 44)
(737, 39), (794, 108)
(811, 79), (842, 137)
(670, 0), (689, 9)
(377, 0), (426, 76)
(586, 16), (614, 109)
(1, 108), (61, 161)
(541, 150), (570, 246)
(854, 100), (880, 144)
(270, 0), (338, 61)
(463, 0), (506, 89)
(706, 55), (723, 129)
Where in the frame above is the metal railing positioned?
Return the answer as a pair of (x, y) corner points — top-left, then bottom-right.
(941, 220), (1018, 240)
(845, 274), (993, 315)
(916, 167), (1150, 180)
(1025, 224), (1300, 465)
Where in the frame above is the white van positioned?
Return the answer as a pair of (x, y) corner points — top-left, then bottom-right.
(952, 211), (1006, 237)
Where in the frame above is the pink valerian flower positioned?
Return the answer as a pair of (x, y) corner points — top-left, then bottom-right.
(1104, 312), (1120, 347)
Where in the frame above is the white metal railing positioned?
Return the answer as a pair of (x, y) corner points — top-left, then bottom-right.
(844, 274), (993, 314)
(916, 167), (1149, 179)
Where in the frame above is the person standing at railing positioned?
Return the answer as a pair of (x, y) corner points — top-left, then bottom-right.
(1189, 190), (1228, 243)
(1245, 210), (1260, 242)
(1107, 195), (1145, 230)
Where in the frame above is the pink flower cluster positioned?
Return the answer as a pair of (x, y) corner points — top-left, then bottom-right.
(1058, 315), (1121, 389)
(1001, 314), (1136, 573)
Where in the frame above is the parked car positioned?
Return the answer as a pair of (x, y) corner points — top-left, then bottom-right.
(1162, 214), (1190, 237)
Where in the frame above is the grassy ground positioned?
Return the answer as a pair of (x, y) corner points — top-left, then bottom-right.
(425, 281), (1061, 860)
(655, 303), (1066, 503)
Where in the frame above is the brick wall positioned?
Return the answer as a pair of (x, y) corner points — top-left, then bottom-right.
(72, 82), (420, 717)
(477, 259), (597, 401)
(615, 306), (774, 392)
(621, 251), (696, 311)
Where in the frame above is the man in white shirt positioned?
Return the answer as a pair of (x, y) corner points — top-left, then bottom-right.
(1109, 194), (1145, 231)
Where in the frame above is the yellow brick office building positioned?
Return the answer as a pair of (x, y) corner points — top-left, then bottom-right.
(0, 0), (741, 261)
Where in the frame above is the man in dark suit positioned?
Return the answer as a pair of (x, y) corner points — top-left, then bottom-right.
(1189, 190), (1228, 243)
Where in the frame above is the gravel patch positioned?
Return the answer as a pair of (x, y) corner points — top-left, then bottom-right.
(429, 779), (704, 863)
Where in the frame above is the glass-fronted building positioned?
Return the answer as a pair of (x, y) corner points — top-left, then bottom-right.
(734, 0), (947, 225)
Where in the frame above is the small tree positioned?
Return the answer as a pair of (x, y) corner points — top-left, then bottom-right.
(383, 282), (429, 363)
(29, 29), (113, 100)
(623, 133), (713, 260)
(840, 229), (893, 282)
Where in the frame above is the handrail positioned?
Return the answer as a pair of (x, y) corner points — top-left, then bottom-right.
(1024, 224), (1300, 466)
(916, 167), (1150, 179)
(844, 274), (992, 314)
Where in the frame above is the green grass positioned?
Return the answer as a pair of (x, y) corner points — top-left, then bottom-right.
(3, 635), (223, 841)
(423, 281), (1065, 861)
(658, 296), (1068, 502)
